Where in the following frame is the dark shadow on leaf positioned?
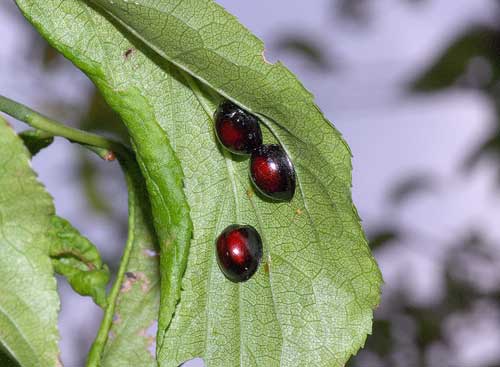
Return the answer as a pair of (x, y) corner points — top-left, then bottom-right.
(0, 348), (21, 367)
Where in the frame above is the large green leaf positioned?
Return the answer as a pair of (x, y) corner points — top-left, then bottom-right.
(0, 117), (60, 367)
(15, 1), (382, 366)
(99, 157), (160, 367)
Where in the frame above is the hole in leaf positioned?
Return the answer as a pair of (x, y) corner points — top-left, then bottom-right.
(178, 357), (205, 367)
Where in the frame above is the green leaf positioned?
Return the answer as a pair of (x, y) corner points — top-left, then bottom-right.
(18, 0), (192, 345)
(49, 216), (110, 308)
(99, 157), (160, 367)
(0, 117), (60, 367)
(15, 1), (382, 366)
(412, 26), (500, 91)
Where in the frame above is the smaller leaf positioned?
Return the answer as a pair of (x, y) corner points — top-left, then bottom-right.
(19, 129), (54, 156)
(463, 102), (500, 182)
(49, 216), (110, 307)
(368, 229), (400, 250)
(273, 34), (335, 71)
(388, 173), (436, 206)
(411, 26), (500, 91)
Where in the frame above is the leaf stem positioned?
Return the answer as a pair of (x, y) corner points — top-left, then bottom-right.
(0, 94), (127, 159)
(86, 155), (138, 367)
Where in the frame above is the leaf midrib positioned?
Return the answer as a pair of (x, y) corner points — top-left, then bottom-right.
(186, 73), (246, 366)
(245, 190), (285, 365)
(185, 71), (290, 366)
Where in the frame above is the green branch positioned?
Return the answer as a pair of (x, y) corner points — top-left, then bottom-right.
(0, 94), (127, 159)
(86, 156), (138, 367)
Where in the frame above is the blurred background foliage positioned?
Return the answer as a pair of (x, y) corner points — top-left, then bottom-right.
(343, 1), (500, 366)
(3, 0), (500, 366)
(267, 1), (500, 366)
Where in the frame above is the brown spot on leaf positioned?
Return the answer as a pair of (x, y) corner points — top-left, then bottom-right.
(138, 272), (151, 292)
(264, 255), (272, 275)
(121, 280), (133, 293)
(121, 272), (136, 293)
(246, 187), (254, 198)
(124, 48), (134, 59)
(121, 271), (150, 293)
(143, 248), (159, 257)
(138, 321), (157, 358)
(125, 272), (137, 279)
(163, 234), (176, 249)
(295, 208), (304, 215)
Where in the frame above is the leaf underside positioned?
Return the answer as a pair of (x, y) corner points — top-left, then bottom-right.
(0, 117), (60, 367)
(14, 1), (382, 366)
(100, 157), (160, 367)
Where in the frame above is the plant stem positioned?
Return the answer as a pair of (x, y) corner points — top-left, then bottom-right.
(0, 94), (127, 158)
(86, 155), (138, 367)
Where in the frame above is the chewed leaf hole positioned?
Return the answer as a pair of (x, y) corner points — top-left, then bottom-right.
(143, 248), (159, 257)
(139, 320), (158, 358)
(261, 50), (273, 65)
(178, 357), (205, 367)
(120, 271), (150, 293)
